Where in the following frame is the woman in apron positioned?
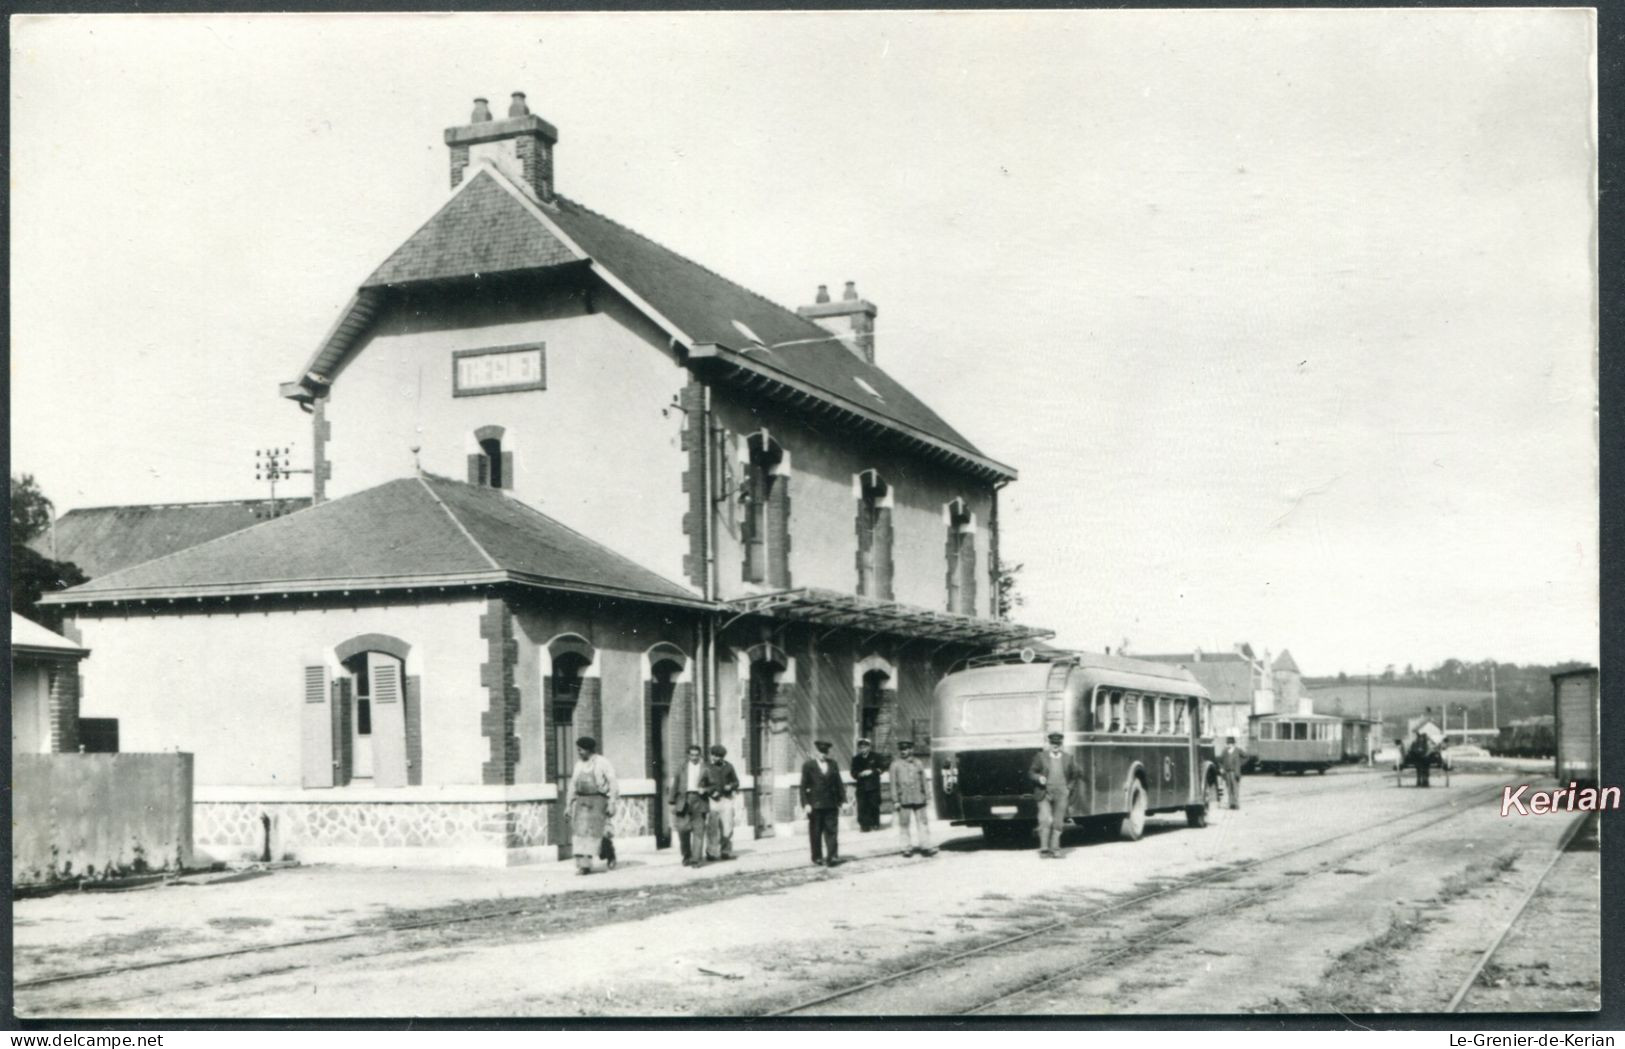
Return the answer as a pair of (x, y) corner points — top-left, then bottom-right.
(567, 736), (619, 874)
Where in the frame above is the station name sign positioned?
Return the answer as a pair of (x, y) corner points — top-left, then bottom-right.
(453, 343), (547, 397)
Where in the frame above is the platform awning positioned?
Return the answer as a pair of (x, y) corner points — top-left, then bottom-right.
(722, 588), (1054, 647)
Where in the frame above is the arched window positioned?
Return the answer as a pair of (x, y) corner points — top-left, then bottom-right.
(468, 425), (512, 490)
(741, 431), (790, 587)
(855, 470), (894, 600)
(945, 499), (977, 615)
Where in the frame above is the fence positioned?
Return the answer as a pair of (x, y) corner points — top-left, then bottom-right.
(12, 753), (194, 886)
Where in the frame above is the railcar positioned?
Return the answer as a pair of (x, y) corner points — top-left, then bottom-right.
(1248, 713), (1342, 774)
(1553, 668), (1599, 788)
(932, 650), (1216, 844)
(1489, 716), (1556, 758)
(1339, 717), (1371, 764)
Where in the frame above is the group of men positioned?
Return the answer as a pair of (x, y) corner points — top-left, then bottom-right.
(663, 728), (1250, 868)
(799, 737), (938, 867)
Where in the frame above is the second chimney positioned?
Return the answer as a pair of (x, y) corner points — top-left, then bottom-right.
(797, 280), (878, 364)
(445, 93), (558, 203)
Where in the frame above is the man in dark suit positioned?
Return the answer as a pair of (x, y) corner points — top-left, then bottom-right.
(668, 743), (711, 867)
(850, 738), (886, 832)
(700, 743), (741, 861)
(1217, 732), (1248, 809)
(800, 739), (846, 866)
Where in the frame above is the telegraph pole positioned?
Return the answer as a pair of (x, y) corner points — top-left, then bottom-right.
(1489, 663), (1498, 731)
(254, 447), (312, 518)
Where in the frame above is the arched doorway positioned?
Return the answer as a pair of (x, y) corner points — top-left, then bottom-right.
(544, 634), (596, 861)
(645, 643), (689, 850)
(340, 649), (408, 787)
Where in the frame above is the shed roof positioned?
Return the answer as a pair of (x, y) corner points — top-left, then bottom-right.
(11, 613), (89, 658)
(28, 498), (312, 579)
(42, 475), (704, 609)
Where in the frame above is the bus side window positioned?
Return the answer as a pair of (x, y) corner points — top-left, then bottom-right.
(1108, 691), (1123, 733)
(1201, 699), (1212, 735)
(1159, 697), (1172, 734)
(1295, 722), (1308, 741)
(1173, 701), (1187, 735)
(1123, 694), (1139, 734)
(1081, 692), (1096, 733)
(1094, 690), (1107, 733)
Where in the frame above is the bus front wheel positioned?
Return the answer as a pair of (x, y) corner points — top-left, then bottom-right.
(1119, 780), (1148, 841)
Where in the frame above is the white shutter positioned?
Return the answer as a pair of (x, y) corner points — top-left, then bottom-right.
(301, 664), (335, 788)
(369, 653), (409, 788)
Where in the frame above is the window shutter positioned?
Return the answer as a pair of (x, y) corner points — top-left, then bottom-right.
(301, 664), (335, 788)
(960, 532), (977, 615)
(500, 452), (514, 490)
(876, 507), (895, 601)
(332, 677), (353, 785)
(368, 653), (409, 788)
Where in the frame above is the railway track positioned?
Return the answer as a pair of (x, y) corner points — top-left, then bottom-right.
(768, 782), (1506, 1016)
(1444, 811), (1591, 1012)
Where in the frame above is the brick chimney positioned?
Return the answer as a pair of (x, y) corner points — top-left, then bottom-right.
(445, 93), (558, 203)
(797, 280), (878, 364)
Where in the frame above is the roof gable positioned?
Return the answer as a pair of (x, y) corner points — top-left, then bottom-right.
(289, 161), (1012, 481)
(45, 477), (701, 608)
(364, 170), (579, 287)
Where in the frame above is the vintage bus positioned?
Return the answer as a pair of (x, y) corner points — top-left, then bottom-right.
(931, 650), (1217, 844)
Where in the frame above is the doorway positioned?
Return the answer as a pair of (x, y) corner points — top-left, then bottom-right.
(648, 661), (680, 849)
(748, 661), (779, 838)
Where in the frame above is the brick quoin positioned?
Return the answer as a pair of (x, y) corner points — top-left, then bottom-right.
(767, 477), (792, 589)
(679, 379), (708, 589)
(47, 665), (80, 753)
(478, 597), (521, 785)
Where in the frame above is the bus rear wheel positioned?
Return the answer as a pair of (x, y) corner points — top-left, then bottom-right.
(1119, 780), (1148, 841)
(1187, 775), (1216, 828)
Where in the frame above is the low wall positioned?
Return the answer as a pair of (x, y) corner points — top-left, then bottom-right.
(13, 753), (194, 886)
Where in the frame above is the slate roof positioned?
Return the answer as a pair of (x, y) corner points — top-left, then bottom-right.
(42, 476), (704, 608)
(28, 499), (312, 579)
(291, 164), (1013, 481)
(1273, 649), (1302, 674)
(364, 171), (578, 287)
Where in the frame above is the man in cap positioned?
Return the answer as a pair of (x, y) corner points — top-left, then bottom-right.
(1217, 731), (1247, 809)
(668, 743), (711, 867)
(700, 743), (741, 861)
(1028, 731), (1083, 857)
(799, 740), (847, 866)
(850, 737), (886, 832)
(889, 740), (937, 857)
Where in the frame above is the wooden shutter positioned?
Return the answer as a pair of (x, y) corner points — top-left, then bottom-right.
(467, 453), (488, 486)
(959, 531), (977, 615)
(500, 452), (514, 490)
(368, 652), (409, 788)
(301, 664), (335, 788)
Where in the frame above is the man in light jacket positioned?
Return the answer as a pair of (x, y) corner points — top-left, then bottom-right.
(889, 740), (937, 857)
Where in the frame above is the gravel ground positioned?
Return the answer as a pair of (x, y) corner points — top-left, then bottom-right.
(12, 768), (1597, 1020)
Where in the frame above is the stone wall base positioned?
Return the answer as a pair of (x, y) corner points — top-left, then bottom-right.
(195, 795), (656, 869)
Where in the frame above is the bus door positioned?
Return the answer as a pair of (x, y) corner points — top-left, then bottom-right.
(1043, 671), (1071, 811)
(1187, 696), (1203, 800)
(1090, 688), (1122, 815)
(1155, 696), (1188, 808)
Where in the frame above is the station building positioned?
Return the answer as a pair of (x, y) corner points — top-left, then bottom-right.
(45, 96), (1047, 866)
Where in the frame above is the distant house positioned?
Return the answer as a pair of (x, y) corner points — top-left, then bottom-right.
(29, 499), (311, 579)
(11, 613), (89, 758)
(1133, 644), (1276, 740)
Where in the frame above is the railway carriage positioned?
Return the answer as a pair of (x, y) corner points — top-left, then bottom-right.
(1340, 717), (1376, 764)
(1249, 713), (1342, 774)
(932, 650), (1216, 844)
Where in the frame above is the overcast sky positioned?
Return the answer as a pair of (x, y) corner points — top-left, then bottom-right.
(10, 11), (1597, 674)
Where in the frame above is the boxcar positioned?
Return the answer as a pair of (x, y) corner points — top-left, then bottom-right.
(1490, 716), (1556, 758)
(932, 651), (1216, 843)
(1553, 667), (1599, 788)
(1249, 713), (1342, 774)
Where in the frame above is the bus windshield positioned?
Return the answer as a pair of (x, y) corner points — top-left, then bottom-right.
(959, 693), (1042, 734)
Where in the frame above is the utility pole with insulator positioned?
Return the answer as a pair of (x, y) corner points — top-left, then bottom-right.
(254, 446), (312, 519)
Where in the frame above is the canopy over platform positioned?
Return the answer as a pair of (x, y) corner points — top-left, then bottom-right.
(723, 588), (1053, 648)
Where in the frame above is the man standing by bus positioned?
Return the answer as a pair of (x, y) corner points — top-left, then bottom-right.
(1029, 731), (1082, 858)
(850, 738), (885, 832)
(1218, 731), (1247, 809)
(889, 740), (937, 857)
